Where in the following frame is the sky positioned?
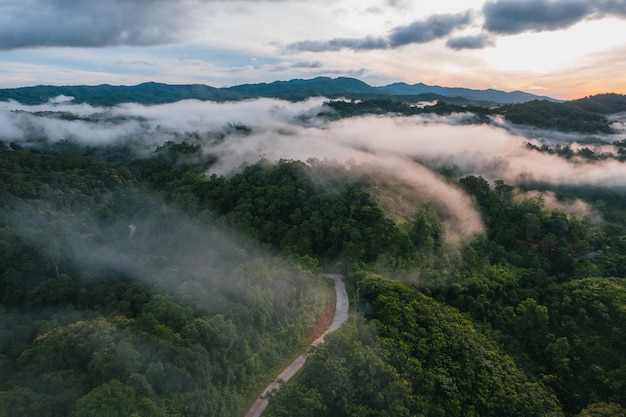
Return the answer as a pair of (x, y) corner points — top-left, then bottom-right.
(0, 0), (625, 99)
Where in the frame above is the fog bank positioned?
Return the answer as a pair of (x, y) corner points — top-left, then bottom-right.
(4, 97), (626, 242)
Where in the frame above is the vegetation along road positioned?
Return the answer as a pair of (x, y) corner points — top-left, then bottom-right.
(244, 274), (349, 417)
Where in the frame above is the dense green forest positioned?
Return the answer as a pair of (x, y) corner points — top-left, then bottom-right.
(264, 169), (626, 416)
(526, 139), (626, 162)
(324, 93), (626, 134)
(2, 120), (626, 417)
(322, 99), (492, 124)
(0, 142), (330, 416)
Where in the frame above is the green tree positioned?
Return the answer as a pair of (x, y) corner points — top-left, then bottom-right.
(71, 379), (167, 417)
(579, 402), (626, 417)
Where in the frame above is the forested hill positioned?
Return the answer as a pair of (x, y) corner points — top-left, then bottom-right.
(2, 135), (626, 416)
(497, 93), (626, 133)
(324, 92), (626, 133)
(0, 76), (555, 106)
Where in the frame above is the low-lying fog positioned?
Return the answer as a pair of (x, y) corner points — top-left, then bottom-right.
(3, 96), (626, 243)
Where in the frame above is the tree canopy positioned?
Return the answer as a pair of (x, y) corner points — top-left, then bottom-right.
(2, 136), (626, 416)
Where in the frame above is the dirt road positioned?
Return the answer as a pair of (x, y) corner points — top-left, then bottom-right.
(244, 274), (348, 417)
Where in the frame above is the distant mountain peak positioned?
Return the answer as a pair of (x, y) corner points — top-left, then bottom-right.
(375, 81), (559, 104)
(0, 76), (558, 106)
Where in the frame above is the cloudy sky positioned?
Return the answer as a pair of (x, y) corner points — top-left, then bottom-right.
(1, 0), (625, 99)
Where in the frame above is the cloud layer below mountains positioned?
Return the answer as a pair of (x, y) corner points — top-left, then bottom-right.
(3, 97), (626, 187)
(3, 97), (626, 241)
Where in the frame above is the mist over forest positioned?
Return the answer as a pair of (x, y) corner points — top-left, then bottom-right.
(2, 91), (626, 417)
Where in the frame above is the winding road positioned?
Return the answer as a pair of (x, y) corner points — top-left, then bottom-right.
(244, 274), (349, 417)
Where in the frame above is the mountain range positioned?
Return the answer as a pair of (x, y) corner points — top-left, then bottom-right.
(0, 76), (557, 106)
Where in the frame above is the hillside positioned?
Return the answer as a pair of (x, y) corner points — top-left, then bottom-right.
(2, 135), (626, 416)
(497, 93), (626, 133)
(322, 93), (626, 133)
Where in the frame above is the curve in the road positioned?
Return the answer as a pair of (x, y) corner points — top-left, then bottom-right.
(244, 274), (349, 417)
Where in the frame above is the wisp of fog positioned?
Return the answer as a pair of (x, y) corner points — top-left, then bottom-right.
(4, 96), (626, 243)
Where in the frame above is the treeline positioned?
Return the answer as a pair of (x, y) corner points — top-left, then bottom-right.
(526, 140), (626, 162)
(323, 98), (491, 123)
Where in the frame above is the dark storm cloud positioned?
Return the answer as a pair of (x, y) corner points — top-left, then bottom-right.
(266, 60), (323, 73)
(287, 36), (389, 52)
(387, 12), (472, 47)
(0, 0), (297, 50)
(482, 0), (626, 35)
(482, 0), (590, 34)
(286, 0), (626, 55)
(0, 0), (183, 50)
(597, 0), (626, 16)
(446, 34), (494, 50)
(291, 61), (323, 68)
(286, 12), (471, 52)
